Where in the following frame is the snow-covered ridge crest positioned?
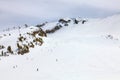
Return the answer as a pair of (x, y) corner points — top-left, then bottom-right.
(1, 15), (120, 80)
(1, 14), (120, 57)
(0, 17), (87, 57)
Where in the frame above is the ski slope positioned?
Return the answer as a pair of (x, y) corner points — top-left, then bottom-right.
(0, 15), (120, 80)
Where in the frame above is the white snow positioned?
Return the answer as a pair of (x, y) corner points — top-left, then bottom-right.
(0, 15), (120, 80)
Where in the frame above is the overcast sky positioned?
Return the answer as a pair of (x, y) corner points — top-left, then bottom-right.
(0, 0), (120, 30)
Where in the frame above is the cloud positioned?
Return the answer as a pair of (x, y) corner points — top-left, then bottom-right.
(0, 0), (120, 30)
(0, 0), (119, 17)
(57, 0), (120, 11)
(0, 0), (120, 17)
(0, 0), (68, 18)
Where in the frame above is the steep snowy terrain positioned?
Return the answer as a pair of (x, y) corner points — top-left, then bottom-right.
(0, 15), (120, 80)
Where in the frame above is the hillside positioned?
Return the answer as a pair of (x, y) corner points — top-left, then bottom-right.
(0, 15), (120, 80)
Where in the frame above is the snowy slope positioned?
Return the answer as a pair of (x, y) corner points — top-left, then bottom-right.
(0, 15), (120, 80)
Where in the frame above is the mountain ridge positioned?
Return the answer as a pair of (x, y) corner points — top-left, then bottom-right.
(0, 15), (120, 80)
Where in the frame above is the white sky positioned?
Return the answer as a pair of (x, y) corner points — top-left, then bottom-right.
(0, 0), (120, 30)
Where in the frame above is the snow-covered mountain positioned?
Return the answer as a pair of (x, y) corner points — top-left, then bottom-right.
(0, 14), (120, 80)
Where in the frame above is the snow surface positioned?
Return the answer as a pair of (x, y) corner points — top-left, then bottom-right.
(1, 15), (120, 80)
